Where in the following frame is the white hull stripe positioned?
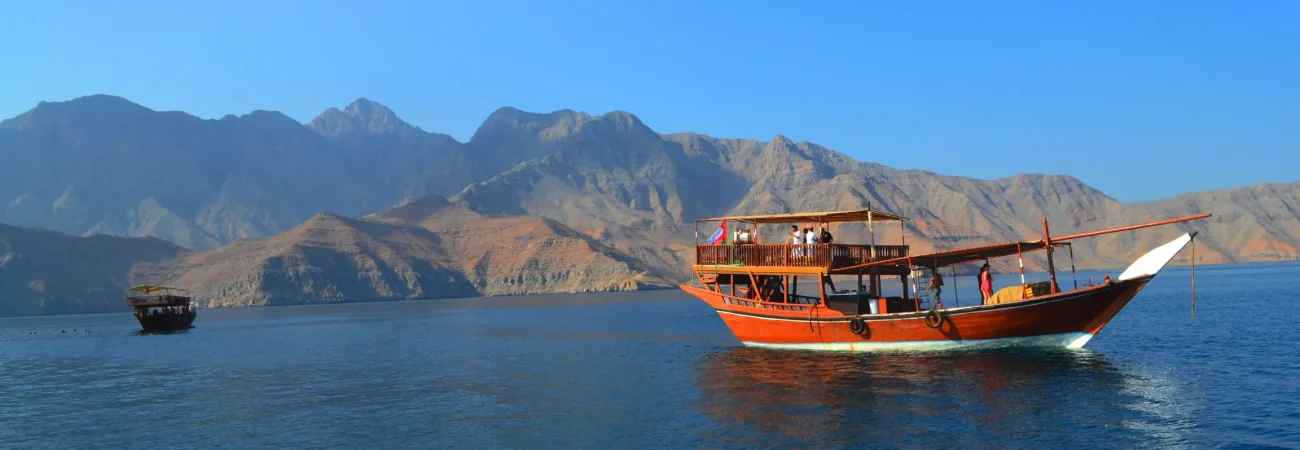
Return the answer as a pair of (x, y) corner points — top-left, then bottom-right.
(741, 332), (1095, 352)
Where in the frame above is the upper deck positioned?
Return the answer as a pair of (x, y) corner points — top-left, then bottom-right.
(127, 294), (193, 307)
(695, 243), (910, 273)
(126, 285), (191, 307)
(693, 207), (910, 274)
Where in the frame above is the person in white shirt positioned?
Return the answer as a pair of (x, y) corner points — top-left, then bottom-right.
(804, 227), (818, 259)
(791, 225), (803, 256)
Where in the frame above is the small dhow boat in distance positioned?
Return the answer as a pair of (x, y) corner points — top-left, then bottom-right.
(127, 285), (197, 332)
(681, 207), (1210, 352)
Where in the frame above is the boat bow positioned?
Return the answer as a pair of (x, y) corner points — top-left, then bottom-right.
(1119, 232), (1196, 281)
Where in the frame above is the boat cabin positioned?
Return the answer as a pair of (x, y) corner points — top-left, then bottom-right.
(692, 207), (923, 315)
(127, 285), (194, 316)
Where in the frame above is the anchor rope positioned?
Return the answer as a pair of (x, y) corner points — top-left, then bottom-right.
(1191, 233), (1197, 320)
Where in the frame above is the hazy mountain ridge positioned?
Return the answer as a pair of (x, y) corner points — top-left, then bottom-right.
(0, 95), (402, 248)
(0, 222), (187, 316)
(1, 94), (1296, 315)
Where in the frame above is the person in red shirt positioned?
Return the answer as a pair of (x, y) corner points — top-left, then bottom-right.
(979, 263), (994, 304)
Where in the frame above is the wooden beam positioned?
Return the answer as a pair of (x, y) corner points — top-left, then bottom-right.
(692, 265), (830, 276)
(1052, 213), (1212, 242)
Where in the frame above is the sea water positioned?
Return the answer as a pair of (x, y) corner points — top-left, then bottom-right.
(1, 263), (1297, 448)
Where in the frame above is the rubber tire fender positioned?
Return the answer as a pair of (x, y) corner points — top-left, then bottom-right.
(849, 317), (866, 335)
(925, 308), (945, 329)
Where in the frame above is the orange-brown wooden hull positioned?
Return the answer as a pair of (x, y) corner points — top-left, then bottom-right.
(681, 276), (1153, 351)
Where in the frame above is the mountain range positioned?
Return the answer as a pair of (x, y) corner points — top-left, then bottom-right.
(2, 94), (1297, 316)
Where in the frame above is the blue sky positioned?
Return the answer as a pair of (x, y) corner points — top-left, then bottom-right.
(2, 0), (1295, 202)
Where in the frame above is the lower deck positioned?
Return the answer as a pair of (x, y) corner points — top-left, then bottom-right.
(698, 270), (1067, 319)
(700, 270), (926, 316)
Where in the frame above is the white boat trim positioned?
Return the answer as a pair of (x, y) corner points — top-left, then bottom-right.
(1119, 232), (1193, 281)
(741, 332), (1095, 352)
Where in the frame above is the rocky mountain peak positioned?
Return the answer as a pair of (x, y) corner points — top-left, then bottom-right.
(0, 94), (157, 130)
(308, 98), (419, 138)
(344, 98), (410, 133)
(472, 107), (596, 142)
(367, 195), (453, 223)
(53, 94), (151, 113)
(304, 211), (350, 224)
(571, 110), (654, 138)
(768, 134), (794, 148)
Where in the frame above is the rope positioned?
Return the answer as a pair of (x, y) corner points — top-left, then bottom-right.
(951, 264), (959, 308)
(1068, 243), (1078, 290)
(1191, 233), (1197, 320)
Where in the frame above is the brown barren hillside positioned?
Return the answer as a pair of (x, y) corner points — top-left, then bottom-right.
(131, 197), (670, 310)
(145, 212), (477, 308)
(365, 196), (671, 296)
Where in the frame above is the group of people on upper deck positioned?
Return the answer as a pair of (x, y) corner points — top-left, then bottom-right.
(790, 224), (833, 245)
(786, 224), (833, 257)
(726, 224), (834, 246)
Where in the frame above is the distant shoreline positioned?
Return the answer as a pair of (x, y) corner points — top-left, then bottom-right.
(3, 260), (1297, 319)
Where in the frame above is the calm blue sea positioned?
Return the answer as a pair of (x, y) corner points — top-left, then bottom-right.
(1, 263), (1297, 449)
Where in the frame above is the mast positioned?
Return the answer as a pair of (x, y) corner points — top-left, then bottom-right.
(1043, 218), (1059, 294)
(1067, 242), (1078, 290)
(1017, 243), (1026, 287)
(900, 219), (908, 302)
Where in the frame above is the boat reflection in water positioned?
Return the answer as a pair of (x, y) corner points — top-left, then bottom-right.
(693, 347), (1197, 447)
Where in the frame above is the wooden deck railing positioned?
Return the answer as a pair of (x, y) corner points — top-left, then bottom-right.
(719, 293), (820, 312)
(695, 244), (909, 269)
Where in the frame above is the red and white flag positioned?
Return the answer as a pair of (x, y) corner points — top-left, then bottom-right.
(708, 219), (727, 245)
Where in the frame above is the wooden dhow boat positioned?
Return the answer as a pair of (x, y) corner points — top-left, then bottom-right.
(681, 208), (1210, 352)
(127, 285), (197, 332)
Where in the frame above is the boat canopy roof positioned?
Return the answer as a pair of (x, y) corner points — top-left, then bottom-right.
(130, 285), (186, 294)
(831, 212), (1214, 273)
(833, 241), (1068, 273)
(700, 208), (907, 224)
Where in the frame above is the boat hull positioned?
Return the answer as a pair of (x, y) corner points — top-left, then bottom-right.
(135, 311), (197, 332)
(682, 276), (1153, 352)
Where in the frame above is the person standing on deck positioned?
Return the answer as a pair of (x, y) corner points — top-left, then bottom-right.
(804, 227), (818, 261)
(791, 225), (803, 257)
(927, 268), (944, 304)
(979, 263), (994, 304)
